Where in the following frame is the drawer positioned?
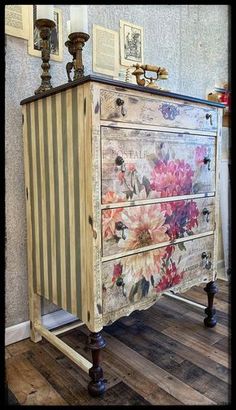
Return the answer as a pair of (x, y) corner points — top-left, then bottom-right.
(102, 197), (215, 257)
(100, 90), (217, 132)
(101, 127), (216, 204)
(102, 235), (214, 314)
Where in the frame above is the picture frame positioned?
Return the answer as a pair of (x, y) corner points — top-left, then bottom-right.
(5, 5), (29, 40)
(93, 24), (119, 77)
(120, 20), (144, 67)
(28, 5), (63, 62)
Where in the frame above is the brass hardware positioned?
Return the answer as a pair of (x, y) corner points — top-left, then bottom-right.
(132, 63), (168, 88)
(34, 18), (56, 95)
(65, 32), (90, 82)
(202, 208), (210, 222)
(206, 113), (213, 125)
(203, 156), (211, 170)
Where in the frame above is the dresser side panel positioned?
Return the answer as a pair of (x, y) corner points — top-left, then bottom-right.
(24, 89), (86, 319)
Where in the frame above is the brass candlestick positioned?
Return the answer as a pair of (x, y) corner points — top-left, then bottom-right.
(65, 32), (90, 82)
(34, 18), (56, 95)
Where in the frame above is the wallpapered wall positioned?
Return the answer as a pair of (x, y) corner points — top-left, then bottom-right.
(5, 4), (229, 327)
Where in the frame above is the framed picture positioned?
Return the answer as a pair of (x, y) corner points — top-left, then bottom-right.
(93, 24), (119, 77)
(5, 5), (29, 40)
(28, 5), (63, 62)
(120, 20), (144, 66)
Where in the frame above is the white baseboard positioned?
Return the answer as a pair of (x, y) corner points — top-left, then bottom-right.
(5, 310), (77, 346)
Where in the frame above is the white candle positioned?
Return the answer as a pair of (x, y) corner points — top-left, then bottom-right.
(70, 5), (88, 33)
(67, 20), (71, 36)
(37, 5), (54, 21)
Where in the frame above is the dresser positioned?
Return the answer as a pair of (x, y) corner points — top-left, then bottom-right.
(21, 75), (224, 396)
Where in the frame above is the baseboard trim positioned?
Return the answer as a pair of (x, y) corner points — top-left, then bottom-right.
(5, 310), (77, 346)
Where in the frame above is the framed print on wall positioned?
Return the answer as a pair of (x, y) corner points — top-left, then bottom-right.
(28, 5), (63, 62)
(5, 5), (29, 40)
(120, 20), (144, 67)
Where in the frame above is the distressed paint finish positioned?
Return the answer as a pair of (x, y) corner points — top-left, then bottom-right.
(102, 235), (214, 316)
(22, 79), (223, 335)
(102, 197), (215, 257)
(100, 90), (218, 132)
(101, 128), (216, 203)
(23, 88), (83, 318)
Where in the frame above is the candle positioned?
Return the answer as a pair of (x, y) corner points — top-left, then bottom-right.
(37, 5), (54, 21)
(70, 5), (88, 33)
(67, 20), (71, 36)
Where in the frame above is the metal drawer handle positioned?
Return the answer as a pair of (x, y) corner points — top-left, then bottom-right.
(201, 252), (212, 270)
(116, 98), (126, 116)
(206, 113), (213, 125)
(203, 156), (211, 170)
(202, 208), (210, 223)
(115, 221), (128, 240)
(115, 156), (126, 172)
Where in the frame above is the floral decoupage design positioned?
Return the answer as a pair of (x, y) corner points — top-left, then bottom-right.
(102, 236), (214, 314)
(101, 128), (215, 203)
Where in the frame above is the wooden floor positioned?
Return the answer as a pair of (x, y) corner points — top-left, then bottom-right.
(5, 280), (231, 405)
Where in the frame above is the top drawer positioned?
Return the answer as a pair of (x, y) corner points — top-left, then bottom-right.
(100, 90), (218, 132)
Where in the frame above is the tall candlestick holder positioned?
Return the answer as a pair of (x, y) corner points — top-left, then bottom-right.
(34, 18), (56, 95)
(65, 32), (90, 82)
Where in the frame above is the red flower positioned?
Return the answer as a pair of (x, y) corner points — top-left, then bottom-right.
(112, 263), (123, 282)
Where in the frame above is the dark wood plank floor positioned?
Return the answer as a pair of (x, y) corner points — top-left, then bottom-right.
(5, 279), (231, 405)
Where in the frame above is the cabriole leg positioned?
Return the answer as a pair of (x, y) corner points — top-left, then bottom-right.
(204, 280), (218, 327)
(87, 331), (106, 397)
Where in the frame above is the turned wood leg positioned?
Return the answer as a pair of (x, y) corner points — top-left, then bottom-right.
(87, 331), (106, 397)
(204, 280), (218, 327)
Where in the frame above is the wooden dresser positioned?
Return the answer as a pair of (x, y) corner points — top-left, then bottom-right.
(21, 76), (224, 396)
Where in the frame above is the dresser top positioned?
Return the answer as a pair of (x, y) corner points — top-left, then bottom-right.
(20, 74), (225, 107)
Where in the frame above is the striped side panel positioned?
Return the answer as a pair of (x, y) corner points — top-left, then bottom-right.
(24, 88), (83, 318)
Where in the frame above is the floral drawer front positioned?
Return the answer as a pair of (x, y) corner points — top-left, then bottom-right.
(102, 235), (214, 314)
(102, 197), (215, 257)
(100, 90), (217, 131)
(101, 127), (215, 203)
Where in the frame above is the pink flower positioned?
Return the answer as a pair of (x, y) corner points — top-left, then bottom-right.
(155, 259), (184, 292)
(112, 263), (123, 283)
(102, 191), (124, 204)
(195, 146), (207, 166)
(150, 159), (194, 197)
(123, 248), (167, 282)
(102, 208), (124, 240)
(118, 204), (169, 251)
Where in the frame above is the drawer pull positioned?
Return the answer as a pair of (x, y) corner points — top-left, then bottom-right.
(115, 156), (126, 172)
(202, 208), (210, 222)
(203, 156), (211, 170)
(115, 221), (128, 240)
(206, 113), (213, 125)
(201, 252), (212, 270)
(116, 98), (126, 116)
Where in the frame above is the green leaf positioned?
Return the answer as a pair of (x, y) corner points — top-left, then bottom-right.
(129, 282), (139, 302)
(178, 242), (186, 251)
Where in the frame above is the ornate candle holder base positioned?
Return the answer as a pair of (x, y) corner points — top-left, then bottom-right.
(65, 32), (90, 82)
(34, 18), (56, 95)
